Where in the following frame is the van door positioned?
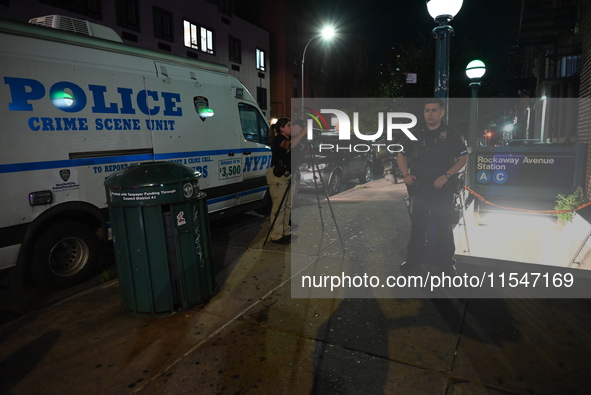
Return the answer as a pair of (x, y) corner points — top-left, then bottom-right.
(151, 62), (245, 213)
(237, 102), (271, 204)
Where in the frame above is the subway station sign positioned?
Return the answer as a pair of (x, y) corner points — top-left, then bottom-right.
(475, 152), (576, 189)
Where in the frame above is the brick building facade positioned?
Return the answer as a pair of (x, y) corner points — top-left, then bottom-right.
(578, 2), (591, 197)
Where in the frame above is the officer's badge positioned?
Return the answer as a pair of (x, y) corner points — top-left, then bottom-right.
(59, 169), (70, 182)
(194, 96), (214, 122)
(438, 131), (447, 140)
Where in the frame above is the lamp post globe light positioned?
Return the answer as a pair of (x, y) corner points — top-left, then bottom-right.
(466, 59), (486, 81)
(427, 0), (463, 116)
(427, 0), (463, 23)
(301, 26), (335, 118)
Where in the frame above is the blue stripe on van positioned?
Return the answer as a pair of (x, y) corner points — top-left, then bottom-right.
(0, 154), (155, 174)
(154, 147), (270, 161)
(0, 147), (270, 174)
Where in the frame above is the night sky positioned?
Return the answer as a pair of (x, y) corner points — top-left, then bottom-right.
(310, 0), (517, 73)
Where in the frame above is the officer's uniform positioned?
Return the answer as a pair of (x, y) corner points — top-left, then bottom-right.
(402, 123), (467, 269)
(266, 133), (292, 241)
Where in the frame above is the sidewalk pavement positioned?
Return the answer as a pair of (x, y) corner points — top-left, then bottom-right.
(2, 178), (591, 394)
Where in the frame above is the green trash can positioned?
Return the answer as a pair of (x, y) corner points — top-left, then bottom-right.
(104, 162), (215, 315)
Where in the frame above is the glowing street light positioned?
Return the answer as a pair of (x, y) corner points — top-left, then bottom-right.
(301, 25), (336, 117)
(320, 26), (335, 41)
(466, 59), (486, 80)
(503, 124), (514, 132)
(427, 0), (463, 24)
(427, 0), (463, 115)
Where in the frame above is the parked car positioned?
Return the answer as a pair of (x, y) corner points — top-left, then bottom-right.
(296, 133), (373, 196)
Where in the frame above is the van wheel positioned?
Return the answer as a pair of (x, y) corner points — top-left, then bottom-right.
(29, 221), (101, 289)
(327, 171), (342, 196)
(359, 163), (373, 184)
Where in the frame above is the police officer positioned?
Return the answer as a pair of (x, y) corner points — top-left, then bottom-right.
(396, 98), (468, 274)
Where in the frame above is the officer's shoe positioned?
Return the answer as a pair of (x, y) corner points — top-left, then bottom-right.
(272, 236), (290, 245)
(441, 259), (457, 276)
(400, 260), (422, 275)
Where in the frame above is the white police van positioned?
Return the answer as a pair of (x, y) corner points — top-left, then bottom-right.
(0, 16), (271, 288)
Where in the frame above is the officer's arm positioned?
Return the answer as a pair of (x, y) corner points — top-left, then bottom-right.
(291, 126), (307, 147)
(396, 152), (415, 184)
(447, 154), (467, 175)
(434, 154), (467, 189)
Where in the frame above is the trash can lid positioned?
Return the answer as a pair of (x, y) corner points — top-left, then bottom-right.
(104, 162), (201, 189)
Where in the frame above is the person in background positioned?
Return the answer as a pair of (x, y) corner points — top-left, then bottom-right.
(396, 98), (468, 274)
(266, 117), (305, 244)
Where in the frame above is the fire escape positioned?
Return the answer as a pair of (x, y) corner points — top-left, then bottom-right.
(510, 0), (581, 143)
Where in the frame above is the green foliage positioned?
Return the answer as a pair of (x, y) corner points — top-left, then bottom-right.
(376, 35), (435, 99)
(367, 31), (507, 100)
(101, 268), (118, 283)
(555, 186), (586, 223)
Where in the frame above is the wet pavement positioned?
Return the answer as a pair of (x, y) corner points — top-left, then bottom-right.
(2, 179), (591, 394)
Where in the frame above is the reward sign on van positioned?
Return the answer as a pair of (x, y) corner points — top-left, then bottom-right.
(4, 77), (183, 131)
(219, 159), (242, 180)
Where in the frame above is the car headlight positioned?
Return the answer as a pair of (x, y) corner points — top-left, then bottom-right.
(299, 163), (328, 171)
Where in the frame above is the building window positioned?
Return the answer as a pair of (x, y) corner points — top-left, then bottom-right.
(256, 48), (266, 72)
(257, 87), (267, 110)
(153, 6), (173, 42)
(183, 20), (198, 49)
(40, 0), (101, 19)
(219, 0), (231, 15)
(116, 0), (140, 31)
(200, 26), (214, 55)
(229, 36), (241, 63)
(184, 21), (214, 55)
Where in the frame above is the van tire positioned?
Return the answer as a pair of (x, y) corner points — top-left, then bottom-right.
(29, 221), (101, 289)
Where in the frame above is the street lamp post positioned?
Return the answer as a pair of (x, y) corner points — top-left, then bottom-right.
(466, 60), (486, 147)
(465, 59), (486, 187)
(427, 0), (463, 117)
(301, 26), (335, 118)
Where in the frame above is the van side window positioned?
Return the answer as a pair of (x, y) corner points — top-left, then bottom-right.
(238, 103), (269, 145)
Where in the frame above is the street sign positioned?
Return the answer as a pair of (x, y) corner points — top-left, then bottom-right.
(405, 73), (417, 84)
